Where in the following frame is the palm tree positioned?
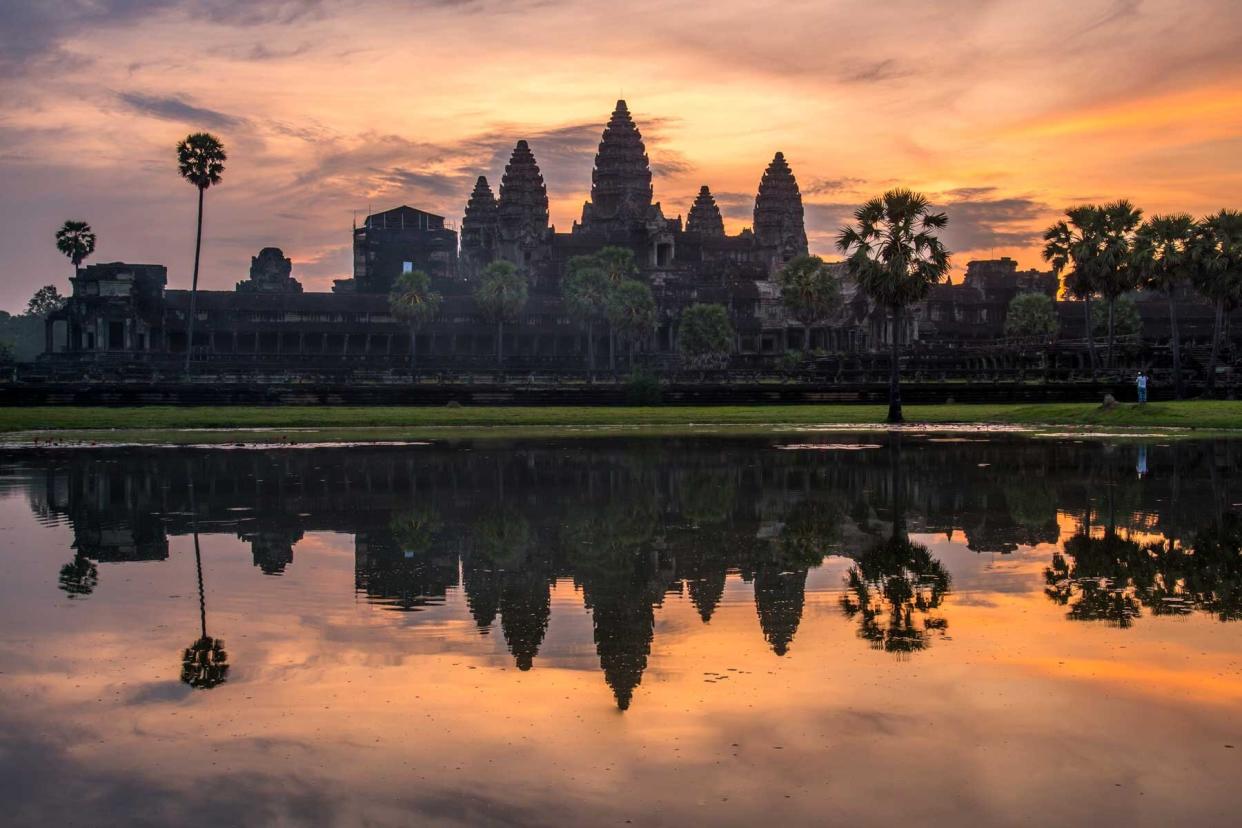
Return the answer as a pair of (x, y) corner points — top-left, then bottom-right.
(594, 246), (639, 370)
(1192, 210), (1242, 397)
(1096, 200), (1144, 368)
(176, 132), (227, 373)
(473, 260), (528, 369)
(55, 220), (96, 278)
(562, 259), (610, 372)
(606, 279), (656, 369)
(58, 552), (99, 598)
(389, 268), (442, 372)
(776, 254), (843, 352)
(1134, 214), (1196, 398)
(1043, 207), (1101, 375)
(837, 189), (950, 423)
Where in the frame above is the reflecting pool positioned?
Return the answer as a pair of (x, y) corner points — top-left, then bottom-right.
(2, 434), (1241, 826)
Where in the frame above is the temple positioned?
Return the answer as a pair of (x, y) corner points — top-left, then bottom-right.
(39, 99), (1227, 372)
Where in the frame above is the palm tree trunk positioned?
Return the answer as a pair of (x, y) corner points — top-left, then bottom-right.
(497, 320), (504, 369)
(1208, 298), (1224, 397)
(888, 306), (903, 424)
(1168, 290), (1182, 399)
(587, 320), (595, 372)
(1106, 297), (1116, 370)
(184, 186), (205, 373)
(409, 324), (418, 372)
(194, 531), (206, 640)
(609, 326), (615, 372)
(804, 323), (812, 354)
(1083, 299), (1098, 376)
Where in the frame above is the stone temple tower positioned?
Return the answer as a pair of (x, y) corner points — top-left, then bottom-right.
(685, 186), (725, 239)
(460, 175), (499, 277)
(753, 152), (808, 272)
(496, 140), (550, 267)
(579, 100), (654, 237)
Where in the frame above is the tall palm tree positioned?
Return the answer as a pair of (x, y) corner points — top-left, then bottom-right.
(182, 477), (229, 690)
(594, 246), (638, 371)
(1134, 214), (1196, 398)
(176, 132), (227, 373)
(473, 260), (529, 369)
(606, 279), (656, 368)
(562, 259), (610, 372)
(777, 254), (843, 352)
(837, 189), (950, 423)
(1096, 200), (1144, 368)
(389, 268), (442, 372)
(55, 220), (96, 278)
(1192, 210), (1242, 396)
(1043, 206), (1100, 375)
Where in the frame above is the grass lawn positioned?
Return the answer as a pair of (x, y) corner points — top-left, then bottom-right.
(1, 401), (1241, 444)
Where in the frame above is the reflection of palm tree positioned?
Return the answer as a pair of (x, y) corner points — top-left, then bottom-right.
(58, 552), (98, 598)
(840, 534), (951, 655)
(1047, 514), (1242, 626)
(840, 436), (951, 656)
(181, 532), (229, 689)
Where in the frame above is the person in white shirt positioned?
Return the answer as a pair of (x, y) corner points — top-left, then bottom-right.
(1136, 371), (1148, 404)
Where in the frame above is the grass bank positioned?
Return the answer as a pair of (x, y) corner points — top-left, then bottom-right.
(1, 401), (1240, 445)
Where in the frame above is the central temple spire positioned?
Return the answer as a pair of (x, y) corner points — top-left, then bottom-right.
(496, 140), (549, 265)
(579, 99), (654, 236)
(753, 151), (808, 271)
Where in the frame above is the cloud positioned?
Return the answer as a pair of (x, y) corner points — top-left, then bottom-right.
(938, 195), (1054, 251)
(804, 177), (866, 197)
(839, 58), (908, 84)
(117, 91), (245, 129)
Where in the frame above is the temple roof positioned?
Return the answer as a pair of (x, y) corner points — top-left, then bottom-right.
(580, 100), (654, 231)
(686, 186), (725, 238)
(753, 152), (808, 255)
(497, 141), (549, 237)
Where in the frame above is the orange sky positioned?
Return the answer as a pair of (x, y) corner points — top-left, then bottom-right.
(2, 0), (1241, 309)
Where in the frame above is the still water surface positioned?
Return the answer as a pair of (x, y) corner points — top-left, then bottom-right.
(2, 435), (1241, 826)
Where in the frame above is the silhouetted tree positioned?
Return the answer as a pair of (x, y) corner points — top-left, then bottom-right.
(1192, 210), (1242, 396)
(176, 132), (227, 372)
(473, 260), (528, 368)
(389, 268), (441, 371)
(1134, 214), (1196, 397)
(55, 219), (95, 276)
(776, 254), (843, 351)
(838, 190), (950, 423)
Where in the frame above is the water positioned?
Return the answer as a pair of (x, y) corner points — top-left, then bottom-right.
(2, 435), (1241, 826)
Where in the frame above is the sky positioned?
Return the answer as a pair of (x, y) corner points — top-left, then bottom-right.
(2, 0), (1241, 311)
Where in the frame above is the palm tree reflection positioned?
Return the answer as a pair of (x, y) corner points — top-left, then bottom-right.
(181, 532), (229, 689)
(58, 552), (98, 599)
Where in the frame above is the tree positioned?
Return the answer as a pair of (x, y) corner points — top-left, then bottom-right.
(473, 260), (528, 368)
(562, 260), (610, 371)
(181, 531), (229, 689)
(1192, 210), (1242, 397)
(1043, 206), (1100, 374)
(677, 303), (733, 368)
(776, 254), (843, 351)
(837, 189), (950, 423)
(607, 279), (656, 368)
(1134, 214), (1196, 398)
(592, 246), (639, 370)
(26, 285), (66, 318)
(1004, 292), (1059, 340)
(1090, 294), (1140, 340)
(176, 132), (227, 372)
(55, 220), (95, 275)
(1095, 201), (1144, 368)
(389, 269), (441, 371)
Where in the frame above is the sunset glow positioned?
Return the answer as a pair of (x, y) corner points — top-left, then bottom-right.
(3, 0), (1241, 308)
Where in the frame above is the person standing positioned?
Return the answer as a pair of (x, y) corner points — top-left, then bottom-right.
(1136, 371), (1148, 404)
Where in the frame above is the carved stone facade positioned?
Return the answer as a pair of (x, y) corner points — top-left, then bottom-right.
(237, 247), (302, 293)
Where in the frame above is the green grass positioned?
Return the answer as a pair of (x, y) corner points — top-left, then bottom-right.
(1, 401), (1241, 445)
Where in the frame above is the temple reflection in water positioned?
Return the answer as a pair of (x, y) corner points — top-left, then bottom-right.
(16, 435), (1242, 708)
